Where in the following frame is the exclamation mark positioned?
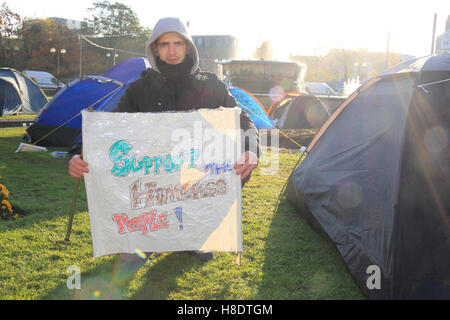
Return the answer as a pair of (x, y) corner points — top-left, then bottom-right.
(174, 206), (183, 230)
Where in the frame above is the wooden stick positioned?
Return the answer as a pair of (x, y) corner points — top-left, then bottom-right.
(235, 252), (242, 266)
(64, 107), (91, 242)
(64, 177), (81, 241)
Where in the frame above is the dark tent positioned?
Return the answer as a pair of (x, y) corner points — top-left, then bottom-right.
(273, 93), (332, 129)
(286, 54), (450, 299)
(0, 68), (48, 115)
(26, 58), (150, 147)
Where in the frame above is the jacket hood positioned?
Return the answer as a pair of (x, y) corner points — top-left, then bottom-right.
(145, 17), (199, 74)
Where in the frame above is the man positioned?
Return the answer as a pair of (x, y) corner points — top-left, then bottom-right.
(68, 18), (259, 274)
(70, 17), (258, 180)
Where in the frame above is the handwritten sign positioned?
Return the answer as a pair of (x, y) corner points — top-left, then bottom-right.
(82, 108), (242, 258)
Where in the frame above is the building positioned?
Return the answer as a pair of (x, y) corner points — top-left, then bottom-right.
(219, 59), (307, 94)
(219, 60), (307, 109)
(192, 35), (239, 74)
(49, 17), (82, 31)
(436, 15), (450, 54)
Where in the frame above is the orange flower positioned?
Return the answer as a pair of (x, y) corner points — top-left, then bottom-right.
(1, 199), (12, 213)
(0, 184), (9, 198)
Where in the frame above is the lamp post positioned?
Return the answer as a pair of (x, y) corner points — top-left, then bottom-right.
(354, 62), (367, 81)
(50, 48), (66, 76)
(106, 51), (119, 68)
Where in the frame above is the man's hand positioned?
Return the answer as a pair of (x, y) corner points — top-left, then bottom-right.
(234, 151), (258, 181)
(69, 155), (89, 179)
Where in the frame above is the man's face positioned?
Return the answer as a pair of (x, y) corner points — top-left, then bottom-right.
(154, 32), (187, 65)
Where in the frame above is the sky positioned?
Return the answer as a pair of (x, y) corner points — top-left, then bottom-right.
(9, 0), (450, 59)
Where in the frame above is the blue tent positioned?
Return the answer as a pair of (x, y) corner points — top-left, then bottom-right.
(229, 87), (274, 128)
(27, 57), (150, 147)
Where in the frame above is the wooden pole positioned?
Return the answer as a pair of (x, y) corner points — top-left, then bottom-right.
(385, 32), (391, 69)
(64, 107), (92, 241)
(235, 252), (242, 266)
(79, 34), (83, 78)
(64, 177), (81, 241)
(431, 13), (437, 55)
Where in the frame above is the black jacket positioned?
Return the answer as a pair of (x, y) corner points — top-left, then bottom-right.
(112, 68), (260, 157)
(114, 68), (235, 112)
(114, 68), (258, 133)
(71, 68), (259, 184)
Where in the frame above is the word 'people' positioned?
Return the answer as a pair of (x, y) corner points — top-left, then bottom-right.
(113, 211), (168, 235)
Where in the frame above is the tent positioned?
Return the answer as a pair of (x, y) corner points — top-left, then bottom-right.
(0, 68), (48, 115)
(285, 54), (450, 299)
(26, 57), (150, 147)
(272, 93), (332, 129)
(229, 87), (274, 128)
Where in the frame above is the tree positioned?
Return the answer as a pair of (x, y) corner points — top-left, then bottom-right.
(253, 41), (274, 60)
(0, 2), (22, 67)
(80, 1), (150, 67)
(290, 48), (404, 85)
(83, 1), (145, 36)
(0, 2), (21, 38)
(19, 18), (105, 78)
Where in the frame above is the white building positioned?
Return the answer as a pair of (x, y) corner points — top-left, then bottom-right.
(49, 17), (82, 30)
(436, 16), (450, 54)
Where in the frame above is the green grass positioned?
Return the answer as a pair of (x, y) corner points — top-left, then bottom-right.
(0, 114), (36, 119)
(0, 127), (364, 300)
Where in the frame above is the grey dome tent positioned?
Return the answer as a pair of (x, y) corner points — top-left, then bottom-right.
(286, 54), (450, 299)
(0, 68), (48, 115)
(273, 93), (332, 129)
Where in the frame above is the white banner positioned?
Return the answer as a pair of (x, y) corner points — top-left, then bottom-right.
(82, 108), (242, 258)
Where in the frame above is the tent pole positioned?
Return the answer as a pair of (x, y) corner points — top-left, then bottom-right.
(64, 177), (81, 241)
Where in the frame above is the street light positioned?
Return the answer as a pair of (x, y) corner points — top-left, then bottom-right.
(354, 62), (367, 81)
(106, 51), (119, 67)
(50, 48), (66, 76)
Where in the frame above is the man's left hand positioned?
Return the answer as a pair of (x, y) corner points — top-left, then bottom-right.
(234, 151), (258, 181)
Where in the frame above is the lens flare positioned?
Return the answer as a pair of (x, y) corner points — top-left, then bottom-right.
(280, 78), (291, 90)
(337, 181), (363, 209)
(70, 276), (122, 300)
(135, 248), (147, 259)
(269, 86), (285, 102)
(424, 126), (448, 153)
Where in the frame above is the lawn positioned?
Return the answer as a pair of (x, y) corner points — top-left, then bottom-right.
(0, 127), (364, 300)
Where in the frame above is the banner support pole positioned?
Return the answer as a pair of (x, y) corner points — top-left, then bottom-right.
(65, 177), (81, 241)
(235, 252), (242, 266)
(64, 107), (91, 242)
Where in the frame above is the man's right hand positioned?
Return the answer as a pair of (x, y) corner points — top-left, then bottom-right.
(69, 155), (89, 179)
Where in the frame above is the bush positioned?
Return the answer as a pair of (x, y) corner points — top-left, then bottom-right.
(0, 176), (18, 221)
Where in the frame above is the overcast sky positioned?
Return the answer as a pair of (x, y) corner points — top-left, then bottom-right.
(10, 0), (450, 59)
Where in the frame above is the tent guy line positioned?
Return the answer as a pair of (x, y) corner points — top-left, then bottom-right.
(29, 83), (124, 147)
(80, 34), (145, 57)
(417, 78), (450, 93)
(233, 99), (306, 151)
